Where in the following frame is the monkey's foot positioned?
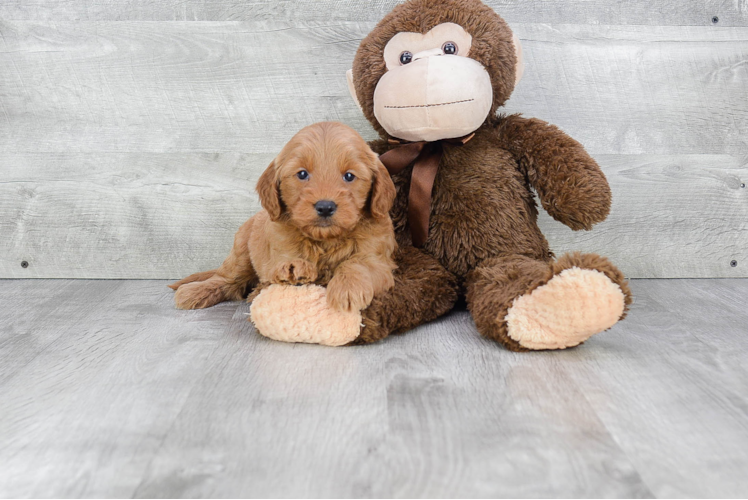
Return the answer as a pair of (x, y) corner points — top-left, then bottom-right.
(249, 284), (361, 347)
(505, 268), (625, 350)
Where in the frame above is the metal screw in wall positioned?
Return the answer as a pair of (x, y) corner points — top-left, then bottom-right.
(712, 16), (719, 23)
(742, 183), (746, 188)
(21, 261), (29, 269)
(731, 260), (739, 268)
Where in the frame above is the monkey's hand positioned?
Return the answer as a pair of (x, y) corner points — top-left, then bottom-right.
(497, 114), (612, 230)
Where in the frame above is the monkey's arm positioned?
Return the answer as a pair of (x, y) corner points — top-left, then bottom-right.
(496, 114), (611, 230)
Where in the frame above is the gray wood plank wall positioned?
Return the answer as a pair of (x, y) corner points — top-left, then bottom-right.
(1, 2), (746, 279)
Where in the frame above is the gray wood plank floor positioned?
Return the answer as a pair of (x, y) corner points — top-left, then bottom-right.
(1, 279), (747, 498)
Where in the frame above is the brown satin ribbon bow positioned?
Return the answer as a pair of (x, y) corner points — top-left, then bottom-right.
(379, 133), (474, 247)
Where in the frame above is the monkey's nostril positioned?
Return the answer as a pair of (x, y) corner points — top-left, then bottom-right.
(315, 200), (337, 218)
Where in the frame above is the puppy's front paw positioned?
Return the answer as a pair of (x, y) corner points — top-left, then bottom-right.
(326, 275), (374, 312)
(270, 259), (318, 285)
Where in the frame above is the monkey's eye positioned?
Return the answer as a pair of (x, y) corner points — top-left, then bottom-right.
(399, 51), (413, 65)
(343, 172), (356, 183)
(296, 170), (309, 180)
(442, 42), (458, 55)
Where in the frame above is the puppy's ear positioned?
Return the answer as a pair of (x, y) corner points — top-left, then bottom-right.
(369, 157), (396, 220)
(257, 160), (283, 221)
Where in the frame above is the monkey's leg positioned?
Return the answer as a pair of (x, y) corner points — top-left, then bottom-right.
(351, 245), (459, 344)
(466, 252), (632, 351)
(173, 218), (259, 310)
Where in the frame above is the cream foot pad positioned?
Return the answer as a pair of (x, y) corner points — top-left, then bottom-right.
(505, 267), (625, 350)
(249, 284), (362, 347)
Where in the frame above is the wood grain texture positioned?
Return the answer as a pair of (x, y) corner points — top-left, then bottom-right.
(342, 319), (652, 498)
(559, 279), (748, 497)
(540, 154), (748, 279)
(0, 279), (124, 383)
(1, 22), (747, 156)
(2, 278), (748, 497)
(1, 20), (747, 278)
(508, 24), (748, 157)
(134, 301), (391, 498)
(2, 153), (744, 279)
(0, 153), (266, 279)
(1, 0), (746, 26)
(0, 21), (368, 154)
(0, 280), (239, 498)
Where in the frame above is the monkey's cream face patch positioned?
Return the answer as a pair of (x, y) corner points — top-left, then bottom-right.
(373, 23), (492, 142)
(374, 56), (492, 142)
(346, 23), (525, 142)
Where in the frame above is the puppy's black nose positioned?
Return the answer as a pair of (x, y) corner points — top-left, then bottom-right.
(315, 200), (337, 218)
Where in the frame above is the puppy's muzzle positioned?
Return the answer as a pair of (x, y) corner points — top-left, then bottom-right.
(315, 200), (337, 218)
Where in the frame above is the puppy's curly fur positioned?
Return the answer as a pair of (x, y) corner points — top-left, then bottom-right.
(170, 122), (397, 313)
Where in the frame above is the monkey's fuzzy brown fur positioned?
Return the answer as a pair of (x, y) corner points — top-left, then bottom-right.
(349, 0), (632, 350)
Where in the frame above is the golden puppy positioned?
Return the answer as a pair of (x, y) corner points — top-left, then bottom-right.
(170, 122), (397, 313)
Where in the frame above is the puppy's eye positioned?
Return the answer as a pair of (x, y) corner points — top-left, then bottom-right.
(296, 170), (309, 180)
(399, 51), (413, 65)
(442, 42), (458, 55)
(343, 172), (356, 183)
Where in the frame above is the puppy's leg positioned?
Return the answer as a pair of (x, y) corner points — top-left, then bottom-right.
(174, 218), (259, 310)
(327, 262), (374, 312)
(326, 253), (395, 312)
(168, 270), (217, 290)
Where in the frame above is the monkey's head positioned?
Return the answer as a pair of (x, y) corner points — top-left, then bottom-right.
(347, 0), (524, 142)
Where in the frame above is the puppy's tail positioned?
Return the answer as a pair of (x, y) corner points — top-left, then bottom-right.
(168, 269), (218, 290)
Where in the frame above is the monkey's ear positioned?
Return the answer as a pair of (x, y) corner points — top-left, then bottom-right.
(346, 69), (363, 112)
(370, 157), (396, 220)
(256, 160), (283, 221)
(512, 32), (525, 87)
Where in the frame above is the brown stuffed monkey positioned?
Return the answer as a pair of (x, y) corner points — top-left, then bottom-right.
(340, 0), (633, 350)
(185, 0), (632, 350)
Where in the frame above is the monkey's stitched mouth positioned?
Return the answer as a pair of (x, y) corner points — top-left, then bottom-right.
(384, 98), (475, 109)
